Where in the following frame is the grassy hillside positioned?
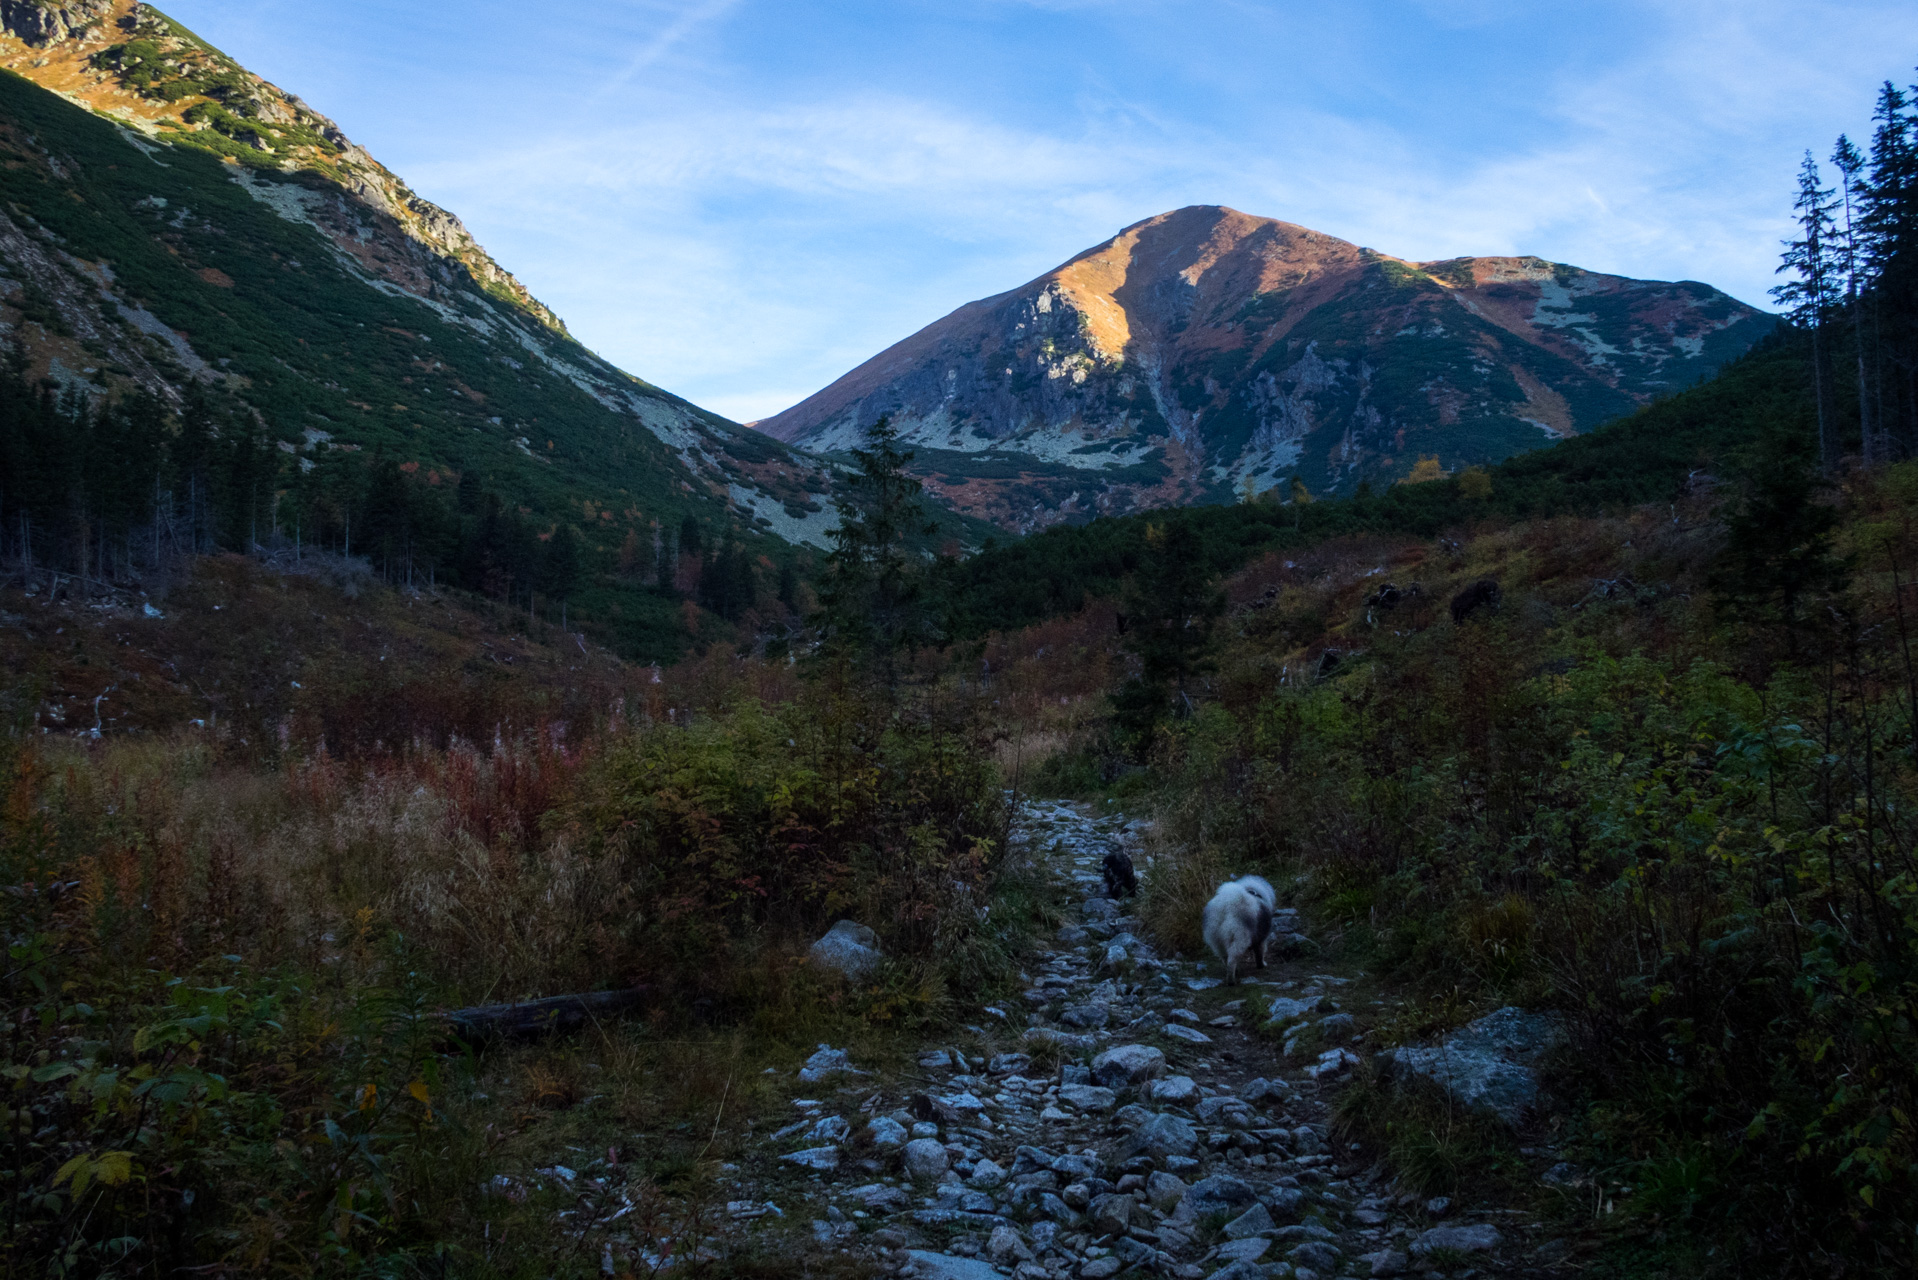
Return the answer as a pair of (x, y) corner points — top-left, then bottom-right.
(0, 63), (843, 660)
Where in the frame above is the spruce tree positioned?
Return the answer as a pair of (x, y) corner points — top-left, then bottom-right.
(1834, 134), (1879, 463)
(1773, 151), (1842, 472)
(1109, 520), (1224, 756)
(815, 415), (936, 689)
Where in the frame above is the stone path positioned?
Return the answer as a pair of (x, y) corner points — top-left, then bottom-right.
(712, 800), (1568, 1278)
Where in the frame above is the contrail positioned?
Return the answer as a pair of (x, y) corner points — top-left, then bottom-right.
(596, 0), (742, 96)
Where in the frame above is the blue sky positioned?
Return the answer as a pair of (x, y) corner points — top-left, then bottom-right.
(166, 0), (1918, 423)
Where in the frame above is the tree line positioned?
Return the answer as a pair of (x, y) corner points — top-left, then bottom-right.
(0, 346), (786, 624)
(1776, 73), (1918, 471)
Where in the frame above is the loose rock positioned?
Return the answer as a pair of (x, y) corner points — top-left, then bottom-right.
(807, 921), (883, 980)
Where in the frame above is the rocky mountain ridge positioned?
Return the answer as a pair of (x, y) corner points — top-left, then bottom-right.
(0, 0), (563, 332)
(759, 206), (1777, 533)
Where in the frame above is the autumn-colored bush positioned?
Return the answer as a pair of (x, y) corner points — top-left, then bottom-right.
(1130, 472), (1918, 1273)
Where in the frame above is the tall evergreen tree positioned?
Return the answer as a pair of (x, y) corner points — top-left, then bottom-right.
(1774, 151), (1843, 472)
(1833, 134), (1880, 464)
(1109, 520), (1225, 756)
(815, 415), (937, 688)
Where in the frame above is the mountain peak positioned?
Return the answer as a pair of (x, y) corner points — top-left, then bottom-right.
(758, 208), (1775, 532)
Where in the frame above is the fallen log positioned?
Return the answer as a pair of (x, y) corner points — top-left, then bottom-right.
(440, 987), (651, 1042)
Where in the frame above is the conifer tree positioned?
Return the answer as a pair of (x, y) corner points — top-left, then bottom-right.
(1109, 520), (1224, 756)
(815, 415), (937, 689)
(1833, 134), (1879, 464)
(1774, 151), (1842, 472)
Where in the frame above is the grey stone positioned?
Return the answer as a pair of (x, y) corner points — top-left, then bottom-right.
(1127, 1112), (1199, 1159)
(1264, 1186), (1307, 1220)
(1059, 1083), (1118, 1113)
(847, 1183), (910, 1212)
(1359, 1248), (1410, 1276)
(1307, 1047), (1359, 1078)
(1204, 1263), (1265, 1280)
(1058, 925), (1090, 944)
(1222, 1203), (1273, 1239)
(1082, 898), (1122, 921)
(1050, 1152), (1104, 1180)
(1214, 1238), (1270, 1264)
(912, 1121), (941, 1139)
(1195, 1095), (1252, 1127)
(931, 1091), (986, 1125)
(989, 1053), (1032, 1075)
(1383, 1006), (1567, 1127)
(808, 920), (883, 980)
(1288, 1241), (1343, 1272)
(1412, 1223), (1502, 1255)
(804, 1114), (851, 1144)
(1150, 1074), (1199, 1104)
(1080, 1259), (1122, 1279)
(1163, 1023), (1213, 1045)
(903, 1249), (1006, 1280)
(1237, 1076), (1290, 1104)
(781, 1146), (840, 1171)
(1025, 1027), (1098, 1054)
(1276, 1224), (1337, 1242)
(866, 1116), (909, 1149)
(1424, 1196), (1452, 1217)
(1092, 1044), (1167, 1087)
(969, 1158), (1007, 1189)
(1181, 1176), (1258, 1219)
(987, 1224), (1033, 1262)
(1088, 1191), (1132, 1236)
(1262, 995), (1329, 1031)
(1101, 943), (1130, 971)
(904, 1138), (949, 1179)
(1541, 1161), (1588, 1188)
(1061, 1003), (1112, 1029)
(798, 1044), (867, 1084)
(1146, 1170), (1188, 1211)
(1318, 1012), (1356, 1038)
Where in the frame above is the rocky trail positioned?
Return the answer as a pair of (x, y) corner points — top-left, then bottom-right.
(538, 799), (1581, 1278)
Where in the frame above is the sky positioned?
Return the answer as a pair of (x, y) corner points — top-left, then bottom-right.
(163, 0), (1918, 424)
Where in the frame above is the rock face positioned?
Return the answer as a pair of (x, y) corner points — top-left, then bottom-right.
(808, 920), (884, 980)
(1382, 1006), (1567, 1126)
(757, 205), (1776, 530)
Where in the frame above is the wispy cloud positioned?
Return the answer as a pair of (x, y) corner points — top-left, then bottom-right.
(179, 0), (1918, 422)
(594, 0), (741, 96)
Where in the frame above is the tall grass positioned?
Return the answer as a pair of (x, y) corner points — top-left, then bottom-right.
(2, 661), (1010, 1273)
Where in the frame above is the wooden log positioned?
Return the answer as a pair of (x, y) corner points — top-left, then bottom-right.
(440, 987), (651, 1042)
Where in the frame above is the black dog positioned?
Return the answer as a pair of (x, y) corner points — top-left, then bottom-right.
(1102, 847), (1138, 899)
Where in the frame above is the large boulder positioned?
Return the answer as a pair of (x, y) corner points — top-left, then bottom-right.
(1382, 1007), (1566, 1126)
(903, 1138), (949, 1179)
(808, 920), (883, 980)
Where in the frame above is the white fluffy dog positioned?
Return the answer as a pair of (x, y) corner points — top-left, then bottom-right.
(1203, 875), (1276, 984)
